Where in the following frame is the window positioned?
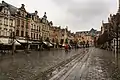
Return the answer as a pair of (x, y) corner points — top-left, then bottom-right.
(32, 16), (34, 20)
(34, 25), (36, 29)
(17, 19), (20, 26)
(21, 20), (24, 27)
(9, 29), (12, 36)
(4, 28), (7, 36)
(39, 35), (40, 39)
(9, 29), (12, 32)
(0, 20), (2, 25)
(26, 23), (28, 29)
(0, 27), (2, 36)
(39, 26), (41, 32)
(31, 24), (33, 29)
(4, 9), (5, 13)
(16, 30), (19, 36)
(21, 31), (24, 37)
(34, 33), (35, 39)
(21, 12), (24, 17)
(10, 19), (13, 26)
(4, 18), (8, 26)
(42, 25), (44, 30)
(26, 32), (28, 37)
(37, 26), (39, 31)
(31, 33), (33, 38)
(36, 34), (38, 39)
(4, 9), (8, 14)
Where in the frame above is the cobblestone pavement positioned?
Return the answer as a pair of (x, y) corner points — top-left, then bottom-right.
(64, 48), (120, 80)
(0, 49), (84, 80)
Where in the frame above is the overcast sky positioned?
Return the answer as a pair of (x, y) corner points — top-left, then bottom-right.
(2, 0), (118, 32)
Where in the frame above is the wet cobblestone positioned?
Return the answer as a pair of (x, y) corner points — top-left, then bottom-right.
(64, 48), (120, 80)
(0, 49), (83, 80)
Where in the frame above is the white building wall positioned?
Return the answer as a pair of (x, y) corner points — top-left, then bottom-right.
(0, 7), (15, 44)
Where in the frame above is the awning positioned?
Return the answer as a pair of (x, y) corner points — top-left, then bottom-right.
(31, 41), (42, 45)
(0, 38), (21, 45)
(17, 40), (26, 43)
(43, 41), (47, 45)
(14, 41), (21, 45)
(16, 39), (32, 44)
(49, 43), (53, 46)
(62, 44), (65, 46)
(43, 41), (53, 46)
(0, 38), (8, 44)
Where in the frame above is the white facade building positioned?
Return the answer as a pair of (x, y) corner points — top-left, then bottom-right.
(0, 2), (15, 44)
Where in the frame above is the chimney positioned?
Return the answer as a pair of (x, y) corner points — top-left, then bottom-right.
(35, 10), (38, 14)
(2, 1), (5, 3)
(21, 4), (25, 8)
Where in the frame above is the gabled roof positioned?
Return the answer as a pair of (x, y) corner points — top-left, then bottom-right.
(26, 13), (31, 18)
(2, 1), (18, 15)
(0, 3), (2, 6)
(103, 23), (110, 29)
(0, 3), (4, 11)
(89, 28), (97, 34)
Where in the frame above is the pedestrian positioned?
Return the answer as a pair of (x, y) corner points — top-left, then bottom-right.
(65, 44), (68, 52)
(87, 40), (89, 48)
(83, 41), (85, 48)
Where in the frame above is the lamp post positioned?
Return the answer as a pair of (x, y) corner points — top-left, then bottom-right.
(116, 23), (120, 67)
(26, 34), (30, 53)
(115, 13), (120, 67)
(12, 32), (15, 55)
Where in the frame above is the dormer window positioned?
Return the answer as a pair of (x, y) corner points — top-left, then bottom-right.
(21, 12), (24, 17)
(4, 8), (8, 14)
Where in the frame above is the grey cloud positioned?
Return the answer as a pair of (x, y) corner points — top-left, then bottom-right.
(67, 0), (110, 20)
(52, 0), (114, 32)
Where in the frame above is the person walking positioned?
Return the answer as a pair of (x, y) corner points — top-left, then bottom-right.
(65, 44), (68, 52)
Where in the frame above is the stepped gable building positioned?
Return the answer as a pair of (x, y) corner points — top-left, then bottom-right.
(0, 1), (16, 44)
(0, 1), (52, 45)
(75, 28), (99, 44)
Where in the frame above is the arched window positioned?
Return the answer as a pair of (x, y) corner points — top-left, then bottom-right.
(4, 28), (7, 36)
(0, 27), (2, 36)
(4, 18), (8, 26)
(16, 30), (19, 36)
(31, 33), (33, 38)
(21, 31), (24, 37)
(34, 33), (35, 39)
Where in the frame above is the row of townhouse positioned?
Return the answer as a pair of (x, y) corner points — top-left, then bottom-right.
(0, 1), (76, 47)
(50, 26), (75, 47)
(0, 1), (51, 44)
(97, 0), (120, 51)
(98, 14), (119, 51)
(75, 28), (100, 46)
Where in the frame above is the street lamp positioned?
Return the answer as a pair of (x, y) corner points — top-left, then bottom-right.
(115, 23), (120, 67)
(10, 31), (15, 55)
(115, 13), (120, 67)
(25, 34), (30, 53)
